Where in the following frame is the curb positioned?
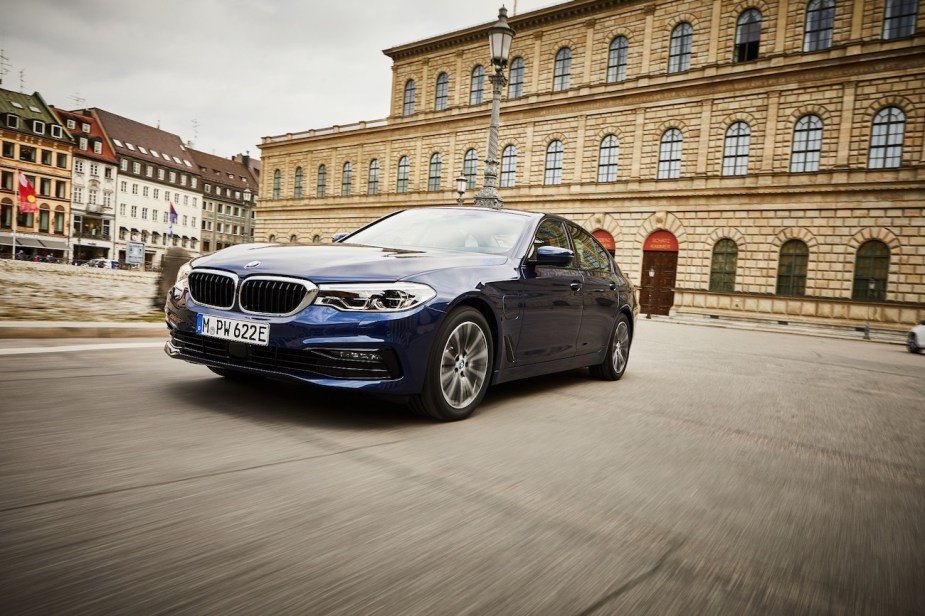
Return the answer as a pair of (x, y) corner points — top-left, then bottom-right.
(0, 321), (165, 339)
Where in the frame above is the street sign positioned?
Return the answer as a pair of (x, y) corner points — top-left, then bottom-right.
(126, 241), (145, 265)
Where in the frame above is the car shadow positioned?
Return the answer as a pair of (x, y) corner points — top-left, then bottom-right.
(172, 367), (597, 430)
(173, 372), (432, 431)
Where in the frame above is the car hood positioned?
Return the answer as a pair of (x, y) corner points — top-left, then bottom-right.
(191, 243), (510, 282)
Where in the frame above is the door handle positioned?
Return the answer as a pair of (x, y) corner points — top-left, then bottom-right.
(570, 281), (582, 291)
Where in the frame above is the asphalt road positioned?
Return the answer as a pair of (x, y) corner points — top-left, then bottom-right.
(0, 321), (922, 615)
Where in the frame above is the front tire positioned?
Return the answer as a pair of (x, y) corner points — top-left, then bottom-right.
(908, 332), (921, 354)
(590, 314), (631, 380)
(411, 307), (493, 421)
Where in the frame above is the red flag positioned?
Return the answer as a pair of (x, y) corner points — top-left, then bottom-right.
(17, 172), (37, 214)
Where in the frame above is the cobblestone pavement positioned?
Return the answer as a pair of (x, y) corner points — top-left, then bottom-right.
(0, 259), (162, 322)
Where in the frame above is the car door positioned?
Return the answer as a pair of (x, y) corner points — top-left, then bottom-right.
(568, 223), (621, 358)
(510, 218), (583, 365)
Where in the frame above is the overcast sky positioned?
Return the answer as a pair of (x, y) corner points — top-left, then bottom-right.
(1, 0), (552, 160)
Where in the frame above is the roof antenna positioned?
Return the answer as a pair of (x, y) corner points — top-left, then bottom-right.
(69, 93), (86, 109)
(0, 49), (10, 86)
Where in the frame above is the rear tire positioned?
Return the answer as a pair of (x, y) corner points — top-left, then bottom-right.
(589, 314), (631, 380)
(908, 333), (921, 354)
(411, 307), (493, 421)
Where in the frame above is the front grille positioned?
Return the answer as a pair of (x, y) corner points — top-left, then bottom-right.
(172, 331), (400, 380)
(189, 271), (236, 309)
(239, 277), (317, 315)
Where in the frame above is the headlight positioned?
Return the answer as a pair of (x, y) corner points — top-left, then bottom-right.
(172, 261), (193, 294)
(314, 282), (436, 312)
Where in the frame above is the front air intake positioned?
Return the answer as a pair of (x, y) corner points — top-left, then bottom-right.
(239, 276), (318, 316)
(188, 270), (237, 310)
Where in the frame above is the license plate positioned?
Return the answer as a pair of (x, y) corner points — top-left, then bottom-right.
(196, 314), (270, 346)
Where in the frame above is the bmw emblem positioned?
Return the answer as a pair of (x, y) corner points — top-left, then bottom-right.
(244, 260), (261, 269)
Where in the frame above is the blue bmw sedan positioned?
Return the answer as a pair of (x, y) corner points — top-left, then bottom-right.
(165, 207), (637, 421)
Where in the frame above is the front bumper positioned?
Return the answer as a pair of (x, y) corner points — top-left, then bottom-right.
(164, 291), (443, 394)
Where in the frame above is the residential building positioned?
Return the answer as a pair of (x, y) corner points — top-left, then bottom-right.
(53, 107), (118, 263)
(257, 0), (924, 330)
(88, 108), (202, 269)
(0, 88), (73, 260)
(190, 149), (259, 252)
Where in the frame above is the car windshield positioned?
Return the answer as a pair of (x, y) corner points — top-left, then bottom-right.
(343, 208), (530, 255)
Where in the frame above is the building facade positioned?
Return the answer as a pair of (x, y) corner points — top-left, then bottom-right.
(0, 89), (73, 260)
(53, 108), (119, 263)
(257, 0), (924, 330)
(190, 149), (259, 253)
(89, 108), (203, 269)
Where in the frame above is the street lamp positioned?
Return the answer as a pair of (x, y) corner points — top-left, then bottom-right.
(456, 176), (467, 206)
(864, 278), (875, 340)
(646, 266), (655, 319)
(474, 6), (515, 210)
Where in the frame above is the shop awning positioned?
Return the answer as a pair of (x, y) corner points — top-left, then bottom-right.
(13, 237), (45, 249)
(40, 238), (69, 251)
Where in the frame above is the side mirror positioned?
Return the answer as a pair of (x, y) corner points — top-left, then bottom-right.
(332, 232), (350, 242)
(534, 245), (574, 266)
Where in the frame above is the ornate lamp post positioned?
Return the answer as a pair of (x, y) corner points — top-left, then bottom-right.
(474, 7), (515, 210)
(456, 176), (467, 206)
(646, 266), (655, 319)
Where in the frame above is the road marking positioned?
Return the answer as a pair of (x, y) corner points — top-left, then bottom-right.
(0, 342), (164, 356)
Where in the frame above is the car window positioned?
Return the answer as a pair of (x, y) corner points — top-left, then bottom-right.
(568, 224), (612, 272)
(534, 219), (570, 250)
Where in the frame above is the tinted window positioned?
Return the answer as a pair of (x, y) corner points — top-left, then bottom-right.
(569, 224), (612, 272)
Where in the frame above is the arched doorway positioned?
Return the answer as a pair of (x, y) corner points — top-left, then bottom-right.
(592, 229), (615, 255)
(642, 230), (678, 315)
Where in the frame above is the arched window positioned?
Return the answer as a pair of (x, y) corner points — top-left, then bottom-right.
(544, 140), (563, 185)
(470, 65), (485, 105)
(272, 169), (281, 199)
(853, 240), (890, 300)
(722, 122), (751, 176)
(710, 239), (738, 292)
(658, 129), (683, 179)
(268, 234), (277, 243)
(508, 57), (524, 98)
(368, 159), (380, 195)
(597, 135), (619, 182)
(883, 0), (918, 39)
(402, 79), (416, 116)
(316, 164), (327, 197)
(668, 23), (693, 73)
(396, 156), (410, 193)
(607, 36), (628, 82)
(734, 9), (762, 62)
(500, 145), (518, 188)
(790, 115), (823, 172)
(341, 162), (353, 196)
(868, 106), (905, 169)
(290, 234), (298, 243)
(293, 166), (303, 198)
(313, 234), (322, 244)
(777, 239), (809, 296)
(553, 47), (572, 91)
(463, 149), (478, 189)
(427, 153), (442, 191)
(804, 0), (835, 51)
(434, 73), (449, 111)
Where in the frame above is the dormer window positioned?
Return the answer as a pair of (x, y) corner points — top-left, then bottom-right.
(126, 142), (136, 151)
(79, 137), (88, 150)
(5, 114), (18, 129)
(82, 123), (91, 132)
(9, 101), (23, 109)
(33, 120), (45, 134)
(51, 125), (63, 138)
(93, 141), (102, 154)
(113, 139), (124, 147)
(66, 119), (76, 129)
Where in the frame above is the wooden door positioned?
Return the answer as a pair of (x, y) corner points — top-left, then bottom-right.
(640, 250), (678, 316)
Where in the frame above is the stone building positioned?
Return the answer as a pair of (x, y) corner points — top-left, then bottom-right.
(53, 108), (119, 263)
(0, 89), (73, 261)
(189, 149), (259, 253)
(257, 0), (924, 330)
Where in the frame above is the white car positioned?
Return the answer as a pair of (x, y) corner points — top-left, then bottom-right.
(907, 321), (925, 353)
